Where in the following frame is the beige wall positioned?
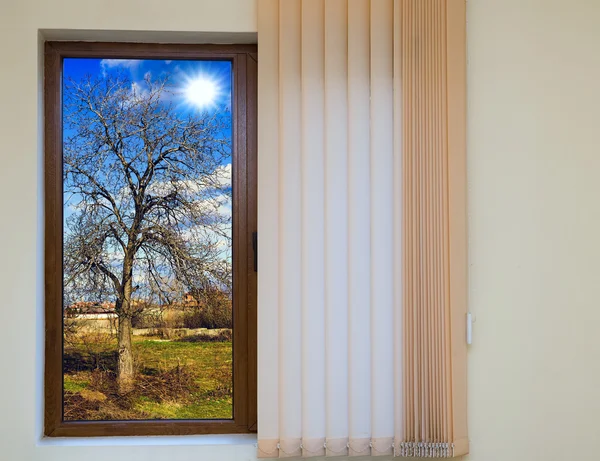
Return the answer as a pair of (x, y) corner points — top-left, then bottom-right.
(1, 0), (599, 460)
(467, 1), (600, 460)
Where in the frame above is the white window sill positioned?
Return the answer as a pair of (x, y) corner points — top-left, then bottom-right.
(37, 433), (257, 447)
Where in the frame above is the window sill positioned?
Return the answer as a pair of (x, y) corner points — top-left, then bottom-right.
(37, 433), (257, 447)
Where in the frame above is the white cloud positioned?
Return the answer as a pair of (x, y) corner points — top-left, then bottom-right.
(181, 223), (232, 262)
(100, 59), (141, 70)
(165, 60), (172, 65)
(146, 163), (232, 197)
(216, 196), (232, 220)
(126, 81), (151, 105)
(212, 163), (231, 188)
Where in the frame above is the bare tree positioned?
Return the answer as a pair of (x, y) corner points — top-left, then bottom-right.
(63, 73), (232, 393)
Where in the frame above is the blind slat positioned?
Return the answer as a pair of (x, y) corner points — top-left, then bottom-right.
(278, 0), (303, 457)
(347, 0), (372, 455)
(324, 0), (350, 453)
(257, 1), (468, 457)
(300, 0), (326, 456)
(369, 0), (395, 454)
(257, 0), (281, 454)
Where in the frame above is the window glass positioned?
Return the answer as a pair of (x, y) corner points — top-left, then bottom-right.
(62, 58), (233, 421)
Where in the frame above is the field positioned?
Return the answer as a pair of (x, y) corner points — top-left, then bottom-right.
(63, 333), (232, 420)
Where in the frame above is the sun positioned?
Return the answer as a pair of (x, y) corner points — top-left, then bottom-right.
(184, 76), (218, 109)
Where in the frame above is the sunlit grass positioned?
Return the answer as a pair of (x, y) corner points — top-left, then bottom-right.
(135, 396), (232, 419)
(63, 335), (232, 420)
(63, 374), (90, 393)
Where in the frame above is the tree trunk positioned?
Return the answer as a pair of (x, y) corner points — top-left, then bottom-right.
(117, 256), (135, 394)
(117, 314), (135, 394)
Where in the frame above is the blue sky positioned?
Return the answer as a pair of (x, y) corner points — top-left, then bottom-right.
(62, 57), (233, 213)
(62, 58), (234, 245)
(62, 57), (234, 162)
(63, 58), (233, 114)
(62, 57), (235, 309)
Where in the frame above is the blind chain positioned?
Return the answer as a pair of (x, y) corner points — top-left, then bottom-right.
(258, 440), (455, 458)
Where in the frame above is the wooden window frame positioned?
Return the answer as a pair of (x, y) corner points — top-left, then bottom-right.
(44, 41), (257, 437)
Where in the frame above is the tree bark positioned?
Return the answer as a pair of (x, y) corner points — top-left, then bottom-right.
(117, 314), (134, 394)
(117, 254), (135, 394)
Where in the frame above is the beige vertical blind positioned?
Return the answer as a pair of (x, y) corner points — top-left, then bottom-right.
(257, 0), (467, 458)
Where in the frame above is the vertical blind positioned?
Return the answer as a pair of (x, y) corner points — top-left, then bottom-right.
(257, 0), (467, 458)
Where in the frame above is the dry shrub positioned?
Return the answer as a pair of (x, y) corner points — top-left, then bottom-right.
(63, 335), (118, 374)
(157, 327), (190, 340)
(204, 364), (232, 399)
(163, 308), (185, 328)
(132, 307), (186, 329)
(136, 365), (198, 403)
(80, 389), (107, 402)
(179, 329), (232, 343)
(87, 369), (121, 400)
(93, 403), (143, 421)
(130, 295), (233, 331)
(182, 305), (231, 329)
(64, 365), (201, 421)
(182, 288), (232, 329)
(63, 393), (101, 420)
(132, 309), (162, 329)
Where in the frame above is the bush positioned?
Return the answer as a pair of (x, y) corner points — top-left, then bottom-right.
(179, 329), (232, 342)
(132, 307), (187, 329)
(131, 304), (167, 329)
(182, 307), (231, 329)
(182, 291), (232, 329)
(128, 289), (233, 330)
(163, 308), (185, 329)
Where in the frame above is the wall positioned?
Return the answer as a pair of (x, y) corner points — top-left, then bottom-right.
(0, 0), (599, 460)
(467, 1), (600, 460)
(0, 1), (257, 460)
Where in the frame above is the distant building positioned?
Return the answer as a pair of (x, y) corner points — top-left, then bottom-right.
(65, 301), (116, 319)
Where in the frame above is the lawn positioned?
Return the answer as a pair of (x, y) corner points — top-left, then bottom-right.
(63, 334), (232, 421)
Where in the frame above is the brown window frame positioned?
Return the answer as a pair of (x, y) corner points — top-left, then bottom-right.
(44, 41), (257, 437)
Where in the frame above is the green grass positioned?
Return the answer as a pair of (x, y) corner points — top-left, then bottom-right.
(63, 376), (89, 393)
(135, 396), (232, 419)
(63, 335), (232, 421)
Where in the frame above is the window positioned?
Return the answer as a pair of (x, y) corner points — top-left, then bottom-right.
(44, 42), (257, 437)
